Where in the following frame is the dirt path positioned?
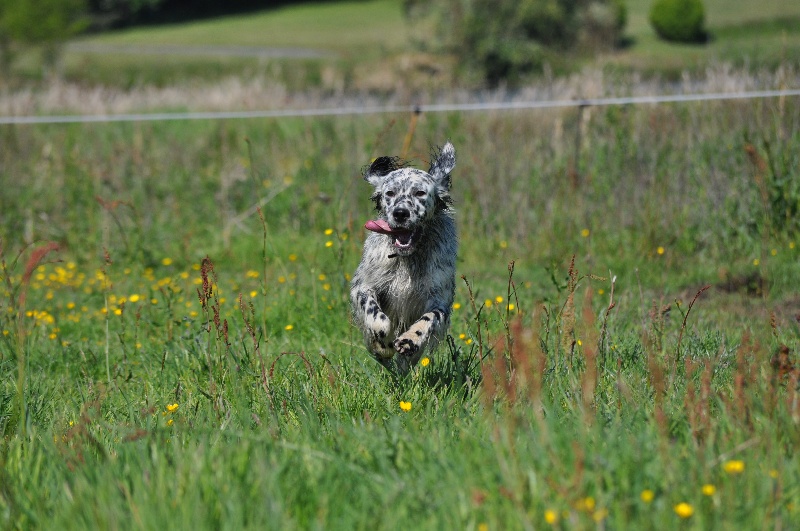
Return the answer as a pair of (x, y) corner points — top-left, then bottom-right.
(66, 42), (335, 59)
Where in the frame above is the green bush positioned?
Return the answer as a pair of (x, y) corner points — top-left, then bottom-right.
(405, 0), (627, 87)
(649, 0), (706, 43)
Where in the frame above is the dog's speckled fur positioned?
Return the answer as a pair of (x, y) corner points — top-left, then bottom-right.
(351, 142), (457, 374)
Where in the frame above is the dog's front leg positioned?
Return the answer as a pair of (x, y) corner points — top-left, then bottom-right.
(354, 289), (394, 366)
(394, 307), (448, 371)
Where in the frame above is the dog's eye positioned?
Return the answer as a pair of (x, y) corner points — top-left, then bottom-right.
(385, 190), (395, 198)
(414, 190), (426, 197)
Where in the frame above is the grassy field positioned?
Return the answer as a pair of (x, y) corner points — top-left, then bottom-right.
(6, 0), (785, 90)
(1, 1), (799, 529)
(1, 87), (799, 528)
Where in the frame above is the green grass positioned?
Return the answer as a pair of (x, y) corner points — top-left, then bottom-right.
(1, 93), (799, 528)
(6, 0), (797, 89)
(73, 0), (407, 53)
(608, 0), (800, 74)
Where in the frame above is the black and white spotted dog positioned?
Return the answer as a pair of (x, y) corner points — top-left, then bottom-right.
(350, 142), (457, 373)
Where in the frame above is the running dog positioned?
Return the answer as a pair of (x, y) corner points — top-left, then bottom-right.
(350, 142), (457, 373)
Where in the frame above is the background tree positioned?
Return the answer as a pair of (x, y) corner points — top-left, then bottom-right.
(649, 0), (706, 43)
(0, 0), (89, 78)
(406, 0), (627, 87)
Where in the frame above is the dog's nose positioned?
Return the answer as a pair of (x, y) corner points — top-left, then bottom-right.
(392, 208), (410, 223)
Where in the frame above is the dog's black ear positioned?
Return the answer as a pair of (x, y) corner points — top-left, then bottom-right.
(363, 156), (404, 187)
(428, 142), (455, 191)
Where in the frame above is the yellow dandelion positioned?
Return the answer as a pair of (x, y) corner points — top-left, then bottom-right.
(597, 289), (605, 295)
(113, 308), (122, 316)
(420, 357), (430, 367)
(484, 299), (493, 308)
(723, 460), (745, 474)
(499, 240), (508, 249)
(544, 509), (558, 524)
(459, 333), (466, 340)
(769, 469), (779, 479)
(507, 303), (515, 311)
(129, 294), (140, 303)
(323, 283), (331, 291)
(466, 339), (473, 345)
(478, 523), (488, 531)
(288, 254), (298, 262)
(246, 270), (259, 278)
(166, 419), (174, 427)
(702, 484), (716, 496)
(285, 324), (294, 331)
(453, 302), (461, 310)
(790, 242), (795, 249)
(577, 496), (595, 511)
(577, 339), (583, 346)
(66, 302), (76, 310)
(399, 401), (412, 412)
(151, 298), (158, 305)
(674, 502), (694, 518)
(495, 296), (504, 303)
(640, 489), (654, 503)
(162, 257), (173, 266)
(753, 258), (760, 266)
(771, 248), (778, 256)
(324, 228), (334, 235)
(325, 241), (334, 248)
(657, 246), (665, 255)
(580, 228), (590, 238)
(166, 403), (179, 412)
(250, 290), (258, 298)
(593, 508), (608, 522)
(318, 274), (327, 281)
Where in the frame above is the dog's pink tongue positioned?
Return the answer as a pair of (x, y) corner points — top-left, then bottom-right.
(364, 219), (396, 235)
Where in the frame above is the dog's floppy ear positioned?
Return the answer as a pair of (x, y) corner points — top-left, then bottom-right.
(363, 156), (403, 187)
(428, 142), (456, 191)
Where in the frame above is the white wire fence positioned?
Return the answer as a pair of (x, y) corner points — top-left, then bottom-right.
(1, 89), (799, 125)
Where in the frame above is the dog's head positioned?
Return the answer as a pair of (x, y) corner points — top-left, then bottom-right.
(362, 142), (456, 256)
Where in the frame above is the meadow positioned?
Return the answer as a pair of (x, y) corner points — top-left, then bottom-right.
(1, 0), (800, 528)
(1, 82), (799, 528)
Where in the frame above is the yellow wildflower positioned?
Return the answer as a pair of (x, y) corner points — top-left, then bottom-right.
(399, 401), (412, 412)
(640, 490), (654, 503)
(324, 228), (334, 235)
(166, 403), (179, 412)
(325, 241), (334, 248)
(702, 484), (716, 496)
(285, 324), (294, 331)
(723, 460), (745, 474)
(544, 509), (558, 524)
(674, 503), (694, 518)
(453, 302), (461, 310)
(657, 246), (665, 255)
(162, 257), (173, 266)
(420, 357), (430, 367)
(580, 228), (590, 238)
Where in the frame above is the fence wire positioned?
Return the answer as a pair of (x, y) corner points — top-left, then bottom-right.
(1, 89), (799, 125)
